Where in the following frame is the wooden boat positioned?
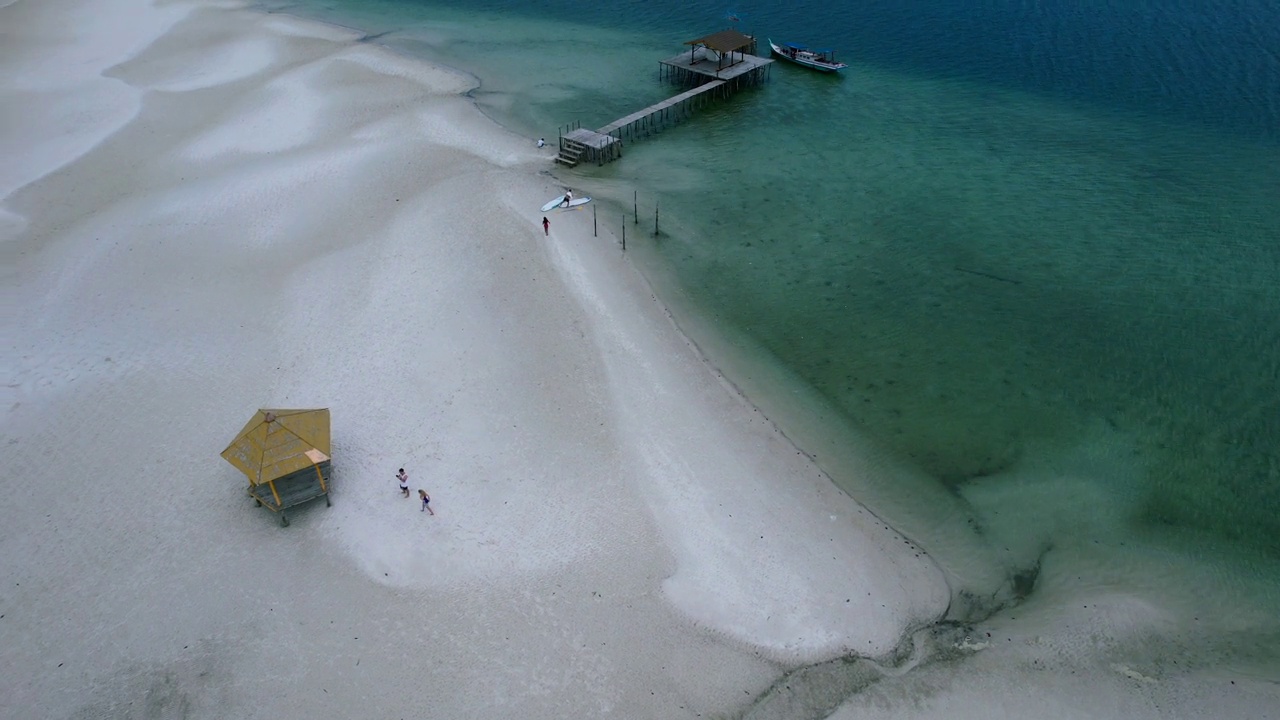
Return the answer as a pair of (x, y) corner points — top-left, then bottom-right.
(768, 39), (848, 73)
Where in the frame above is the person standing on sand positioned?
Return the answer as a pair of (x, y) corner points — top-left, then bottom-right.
(397, 468), (410, 498)
(542, 216), (550, 236)
(561, 189), (572, 208)
(419, 489), (434, 515)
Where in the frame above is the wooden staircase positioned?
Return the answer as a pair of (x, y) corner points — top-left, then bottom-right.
(551, 121), (623, 167)
(555, 138), (586, 167)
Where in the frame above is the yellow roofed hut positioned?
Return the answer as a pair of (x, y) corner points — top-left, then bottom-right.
(221, 408), (333, 526)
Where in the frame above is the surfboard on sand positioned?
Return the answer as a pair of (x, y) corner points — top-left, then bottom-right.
(541, 196), (591, 212)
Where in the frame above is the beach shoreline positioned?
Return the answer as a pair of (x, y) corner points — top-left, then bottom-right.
(0, 0), (954, 717)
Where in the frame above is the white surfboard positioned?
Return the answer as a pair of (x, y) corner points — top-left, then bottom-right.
(541, 196), (591, 212)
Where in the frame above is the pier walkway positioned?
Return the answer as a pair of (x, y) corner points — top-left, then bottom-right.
(599, 80), (725, 136)
(555, 29), (771, 167)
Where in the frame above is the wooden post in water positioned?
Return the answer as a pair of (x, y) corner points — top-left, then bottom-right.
(622, 215), (626, 251)
(593, 203), (597, 237)
(634, 191), (638, 224)
(654, 200), (659, 237)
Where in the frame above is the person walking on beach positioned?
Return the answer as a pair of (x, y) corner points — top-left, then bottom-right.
(418, 489), (434, 515)
(397, 468), (410, 498)
(542, 216), (550, 236)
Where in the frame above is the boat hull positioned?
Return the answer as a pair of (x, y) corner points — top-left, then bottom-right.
(769, 40), (848, 73)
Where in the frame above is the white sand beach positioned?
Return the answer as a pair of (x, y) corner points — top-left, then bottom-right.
(0, 0), (950, 716)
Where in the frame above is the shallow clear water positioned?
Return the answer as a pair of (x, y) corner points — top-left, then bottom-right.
(265, 0), (1280, 596)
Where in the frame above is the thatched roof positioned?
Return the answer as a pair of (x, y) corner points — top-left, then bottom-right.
(222, 408), (331, 486)
(684, 29), (753, 54)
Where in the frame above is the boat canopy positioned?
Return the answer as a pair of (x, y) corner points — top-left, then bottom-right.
(783, 42), (833, 54)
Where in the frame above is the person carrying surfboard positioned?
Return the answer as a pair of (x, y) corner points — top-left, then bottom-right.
(561, 189), (573, 208)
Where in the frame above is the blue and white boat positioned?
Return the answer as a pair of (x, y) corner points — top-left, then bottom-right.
(768, 39), (848, 72)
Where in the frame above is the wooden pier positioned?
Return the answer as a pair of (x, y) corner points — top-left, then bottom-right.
(556, 29), (772, 167)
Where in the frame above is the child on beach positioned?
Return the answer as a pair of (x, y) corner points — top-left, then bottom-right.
(418, 489), (434, 515)
(542, 216), (550, 235)
(397, 468), (410, 497)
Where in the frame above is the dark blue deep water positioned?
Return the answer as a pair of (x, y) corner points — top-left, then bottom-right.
(337, 0), (1280, 137)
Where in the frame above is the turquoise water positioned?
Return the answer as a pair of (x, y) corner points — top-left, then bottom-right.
(265, 0), (1280, 604)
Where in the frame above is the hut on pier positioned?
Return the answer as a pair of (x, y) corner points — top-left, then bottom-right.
(658, 29), (772, 89)
(682, 29), (758, 75)
(221, 408), (332, 526)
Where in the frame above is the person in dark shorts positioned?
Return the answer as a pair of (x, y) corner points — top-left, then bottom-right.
(418, 489), (434, 515)
(397, 468), (410, 497)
